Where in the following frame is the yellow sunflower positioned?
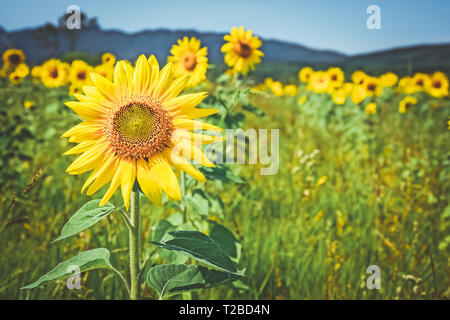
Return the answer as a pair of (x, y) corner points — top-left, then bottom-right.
(40, 59), (69, 88)
(298, 67), (313, 83)
(94, 64), (114, 81)
(270, 81), (284, 96)
(15, 63), (30, 78)
(70, 60), (93, 86)
(427, 71), (448, 98)
(352, 70), (367, 85)
(331, 87), (347, 105)
(284, 84), (297, 96)
(364, 76), (382, 96)
(2, 49), (26, 68)
(365, 102), (376, 114)
(411, 73), (430, 92)
(328, 67), (344, 88)
(168, 37), (208, 88)
(380, 72), (398, 87)
(397, 76), (415, 94)
(351, 85), (367, 104)
(399, 96), (417, 113)
(102, 53), (116, 65)
(62, 55), (222, 209)
(9, 71), (24, 85)
(308, 71), (329, 93)
(221, 26), (263, 74)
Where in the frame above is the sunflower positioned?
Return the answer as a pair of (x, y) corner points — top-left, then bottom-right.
(221, 26), (263, 75)
(62, 55), (222, 209)
(365, 103), (376, 114)
(9, 71), (24, 84)
(102, 53), (116, 65)
(270, 81), (284, 96)
(328, 67), (344, 88)
(364, 76), (382, 96)
(15, 63), (30, 78)
(397, 76), (415, 94)
(24, 100), (35, 109)
(331, 87), (347, 105)
(40, 59), (69, 88)
(31, 65), (42, 78)
(70, 60), (93, 86)
(308, 71), (329, 93)
(2, 49), (25, 68)
(94, 64), (114, 81)
(411, 73), (430, 92)
(168, 37), (208, 88)
(284, 84), (297, 96)
(298, 67), (313, 83)
(427, 71), (448, 98)
(351, 85), (367, 104)
(351, 70), (367, 85)
(380, 72), (398, 87)
(399, 96), (417, 113)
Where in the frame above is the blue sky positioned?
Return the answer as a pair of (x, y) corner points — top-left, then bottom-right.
(1, 0), (449, 54)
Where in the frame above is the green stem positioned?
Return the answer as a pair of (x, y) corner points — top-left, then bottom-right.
(129, 189), (140, 300)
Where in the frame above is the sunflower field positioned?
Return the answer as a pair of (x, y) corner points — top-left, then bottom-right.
(0, 26), (449, 300)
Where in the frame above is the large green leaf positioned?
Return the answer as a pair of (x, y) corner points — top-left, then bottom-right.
(151, 231), (237, 274)
(52, 199), (115, 242)
(209, 222), (239, 258)
(147, 264), (240, 299)
(21, 248), (112, 289)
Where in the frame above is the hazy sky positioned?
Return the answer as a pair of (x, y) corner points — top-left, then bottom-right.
(1, 0), (449, 54)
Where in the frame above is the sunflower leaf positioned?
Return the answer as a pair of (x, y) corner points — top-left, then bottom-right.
(146, 264), (241, 299)
(21, 248), (112, 289)
(52, 199), (115, 243)
(150, 230), (237, 274)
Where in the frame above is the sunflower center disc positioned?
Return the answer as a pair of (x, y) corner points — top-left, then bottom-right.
(9, 54), (21, 64)
(234, 41), (252, 58)
(106, 101), (173, 160)
(433, 81), (441, 89)
(183, 52), (197, 71)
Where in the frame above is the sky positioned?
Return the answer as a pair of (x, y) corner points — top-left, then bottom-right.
(0, 0), (449, 55)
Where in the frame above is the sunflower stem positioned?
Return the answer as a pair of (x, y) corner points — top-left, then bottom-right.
(129, 188), (140, 300)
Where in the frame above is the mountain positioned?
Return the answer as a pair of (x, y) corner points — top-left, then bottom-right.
(0, 25), (346, 65)
(1, 25), (449, 78)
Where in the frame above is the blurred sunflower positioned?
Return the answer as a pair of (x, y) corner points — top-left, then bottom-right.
(397, 76), (415, 94)
(351, 85), (367, 104)
(2, 49), (25, 68)
(331, 87), (347, 105)
(24, 100), (35, 109)
(399, 96), (417, 113)
(31, 65), (42, 78)
(168, 37), (208, 88)
(298, 67), (313, 83)
(62, 55), (222, 209)
(364, 77), (382, 96)
(308, 71), (329, 93)
(427, 71), (448, 98)
(351, 70), (367, 85)
(102, 53), (116, 65)
(380, 72), (398, 87)
(221, 26), (263, 74)
(40, 59), (69, 88)
(328, 67), (344, 87)
(270, 81), (284, 96)
(70, 60), (93, 86)
(365, 102), (376, 114)
(15, 63), (30, 78)
(94, 64), (114, 81)
(9, 71), (24, 84)
(411, 73), (430, 92)
(284, 84), (297, 96)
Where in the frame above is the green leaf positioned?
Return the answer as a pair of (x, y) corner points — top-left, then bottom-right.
(21, 248), (112, 289)
(184, 189), (209, 216)
(147, 264), (240, 299)
(200, 165), (245, 184)
(209, 222), (239, 258)
(242, 104), (265, 117)
(152, 220), (176, 242)
(52, 199), (115, 242)
(151, 231), (237, 274)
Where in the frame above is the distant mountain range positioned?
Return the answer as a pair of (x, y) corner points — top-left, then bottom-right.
(1, 25), (449, 75)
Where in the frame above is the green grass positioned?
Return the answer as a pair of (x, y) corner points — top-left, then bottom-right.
(0, 75), (449, 300)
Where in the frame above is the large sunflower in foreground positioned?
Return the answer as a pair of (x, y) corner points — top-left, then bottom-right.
(221, 26), (263, 74)
(168, 37), (208, 88)
(62, 55), (222, 210)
